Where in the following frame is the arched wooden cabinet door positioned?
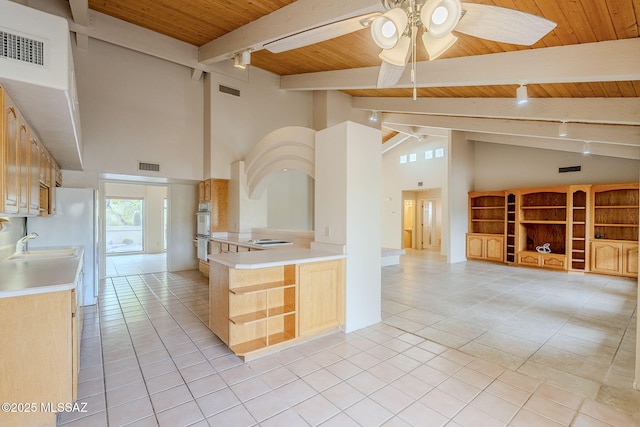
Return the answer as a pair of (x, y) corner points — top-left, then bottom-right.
(2, 100), (20, 214)
(18, 121), (30, 214)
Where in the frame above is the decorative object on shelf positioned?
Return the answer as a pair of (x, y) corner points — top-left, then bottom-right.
(536, 243), (551, 253)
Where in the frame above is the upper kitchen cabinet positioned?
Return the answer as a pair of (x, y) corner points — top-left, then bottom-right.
(199, 179), (229, 232)
(0, 86), (61, 217)
(1, 89), (20, 214)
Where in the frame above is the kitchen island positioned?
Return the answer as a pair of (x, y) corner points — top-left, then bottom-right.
(0, 247), (84, 427)
(208, 245), (346, 360)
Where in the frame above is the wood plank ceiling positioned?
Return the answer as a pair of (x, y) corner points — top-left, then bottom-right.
(87, 0), (640, 99)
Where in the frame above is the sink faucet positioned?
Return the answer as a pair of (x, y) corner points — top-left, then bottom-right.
(15, 232), (38, 254)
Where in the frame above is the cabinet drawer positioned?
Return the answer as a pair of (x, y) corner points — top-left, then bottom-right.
(518, 252), (541, 267)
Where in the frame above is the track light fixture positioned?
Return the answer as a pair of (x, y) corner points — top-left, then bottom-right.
(559, 121), (568, 137)
(233, 50), (251, 69)
(516, 84), (528, 105)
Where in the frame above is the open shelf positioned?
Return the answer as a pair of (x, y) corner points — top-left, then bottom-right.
(230, 281), (295, 295)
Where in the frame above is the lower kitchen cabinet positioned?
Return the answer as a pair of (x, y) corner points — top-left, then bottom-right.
(298, 259), (345, 338)
(0, 289), (81, 427)
(209, 258), (345, 360)
(466, 233), (504, 262)
(590, 240), (638, 278)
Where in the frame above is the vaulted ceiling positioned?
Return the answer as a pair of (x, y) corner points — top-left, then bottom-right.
(59, 0), (640, 159)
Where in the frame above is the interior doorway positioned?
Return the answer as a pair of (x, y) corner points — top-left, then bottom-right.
(402, 189), (442, 250)
(103, 182), (168, 277)
(418, 198), (442, 249)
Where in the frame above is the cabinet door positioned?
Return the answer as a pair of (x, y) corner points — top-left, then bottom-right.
(622, 243), (638, 277)
(591, 241), (622, 275)
(17, 122), (29, 214)
(3, 100), (19, 213)
(210, 179), (229, 232)
(466, 235), (484, 259)
(518, 252), (541, 267)
(485, 236), (504, 261)
(29, 136), (40, 215)
(198, 181), (205, 203)
(298, 260), (344, 338)
(204, 179), (211, 202)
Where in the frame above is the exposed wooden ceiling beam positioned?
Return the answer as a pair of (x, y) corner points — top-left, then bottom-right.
(68, 10), (207, 71)
(198, 0), (382, 65)
(354, 97), (640, 126)
(466, 133), (640, 160)
(382, 113), (640, 147)
(281, 39), (640, 91)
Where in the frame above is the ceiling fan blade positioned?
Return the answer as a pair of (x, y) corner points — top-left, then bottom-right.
(377, 60), (406, 88)
(264, 12), (381, 53)
(456, 3), (556, 46)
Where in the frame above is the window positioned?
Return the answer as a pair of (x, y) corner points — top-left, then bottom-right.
(435, 148), (445, 158)
(106, 198), (144, 254)
(409, 153), (417, 162)
(425, 150), (433, 160)
(400, 155), (408, 164)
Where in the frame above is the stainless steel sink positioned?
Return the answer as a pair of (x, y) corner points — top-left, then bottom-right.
(8, 248), (78, 260)
(249, 239), (293, 246)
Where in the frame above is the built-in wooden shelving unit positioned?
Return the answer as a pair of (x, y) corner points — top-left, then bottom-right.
(466, 182), (638, 278)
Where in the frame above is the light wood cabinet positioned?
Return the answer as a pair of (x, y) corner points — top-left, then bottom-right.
(589, 184), (638, 277)
(466, 233), (504, 262)
(468, 183), (636, 277)
(0, 87), (60, 217)
(209, 258), (345, 359)
(0, 288), (81, 427)
(466, 192), (505, 262)
(1, 90), (20, 214)
(28, 135), (40, 215)
(17, 120), (30, 214)
(298, 259), (345, 338)
(590, 240), (638, 278)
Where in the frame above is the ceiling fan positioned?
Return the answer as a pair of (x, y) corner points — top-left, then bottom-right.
(264, 0), (556, 97)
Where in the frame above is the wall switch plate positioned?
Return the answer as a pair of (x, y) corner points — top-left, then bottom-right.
(324, 226), (331, 237)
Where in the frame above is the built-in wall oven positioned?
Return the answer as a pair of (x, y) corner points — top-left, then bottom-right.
(196, 202), (210, 261)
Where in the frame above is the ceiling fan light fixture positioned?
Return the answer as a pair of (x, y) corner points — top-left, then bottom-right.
(371, 8), (408, 49)
(516, 84), (528, 105)
(420, 0), (461, 38)
(422, 31), (458, 60)
(379, 34), (411, 66)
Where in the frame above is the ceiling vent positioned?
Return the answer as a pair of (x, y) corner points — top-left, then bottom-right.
(219, 84), (240, 97)
(558, 165), (581, 173)
(0, 31), (44, 66)
(138, 162), (160, 172)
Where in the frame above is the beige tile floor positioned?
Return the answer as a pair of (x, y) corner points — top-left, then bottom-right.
(106, 253), (167, 277)
(55, 252), (638, 426)
(383, 249), (639, 421)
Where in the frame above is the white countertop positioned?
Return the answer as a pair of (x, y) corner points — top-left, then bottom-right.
(0, 248), (83, 298)
(208, 246), (345, 269)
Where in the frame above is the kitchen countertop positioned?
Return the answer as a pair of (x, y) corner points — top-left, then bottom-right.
(208, 245), (345, 269)
(0, 247), (84, 298)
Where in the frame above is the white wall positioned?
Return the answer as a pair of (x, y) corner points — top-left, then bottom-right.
(313, 91), (372, 130)
(208, 68), (313, 179)
(474, 142), (640, 190)
(0, 218), (26, 256)
(267, 170), (314, 230)
(447, 131), (475, 263)
(381, 136), (448, 250)
(315, 121), (382, 333)
(72, 39), (204, 181)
